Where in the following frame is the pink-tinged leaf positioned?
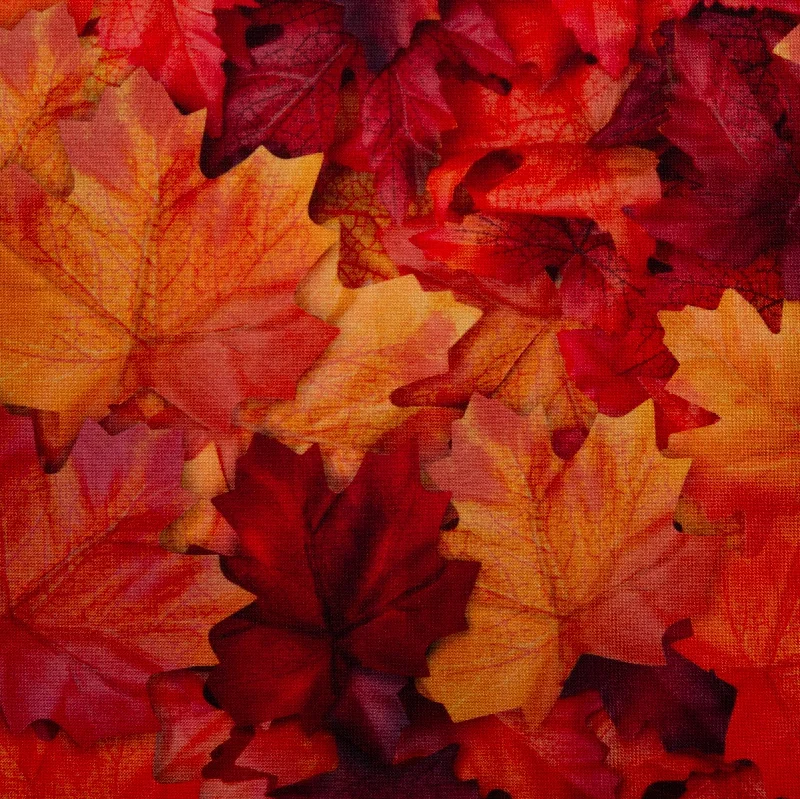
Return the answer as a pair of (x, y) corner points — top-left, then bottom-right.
(0, 408), (250, 744)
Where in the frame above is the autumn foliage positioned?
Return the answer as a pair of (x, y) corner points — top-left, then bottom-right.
(1, 0), (800, 797)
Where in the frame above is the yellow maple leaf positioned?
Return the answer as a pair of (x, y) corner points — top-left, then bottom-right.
(0, 68), (337, 435)
(418, 396), (719, 725)
(238, 238), (481, 488)
(660, 290), (800, 532)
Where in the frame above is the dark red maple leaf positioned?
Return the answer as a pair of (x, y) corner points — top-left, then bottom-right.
(630, 22), (800, 298)
(205, 436), (479, 727)
(271, 743), (480, 799)
(202, 1), (358, 177)
(332, 0), (439, 71)
(691, 7), (798, 131)
(562, 622), (737, 756)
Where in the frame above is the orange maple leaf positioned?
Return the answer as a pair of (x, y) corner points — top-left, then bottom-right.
(238, 239), (480, 488)
(418, 396), (721, 725)
(0, 5), (129, 197)
(0, 69), (337, 436)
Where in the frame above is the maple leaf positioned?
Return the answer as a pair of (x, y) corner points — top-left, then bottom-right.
(271, 743), (480, 799)
(332, 0), (439, 71)
(563, 622), (736, 754)
(0, 719), (200, 799)
(236, 239), (479, 488)
(149, 669), (337, 794)
(429, 60), (660, 265)
(631, 23), (800, 298)
(434, 59), (634, 169)
(676, 529), (800, 799)
(392, 306), (598, 460)
(411, 212), (650, 332)
(356, 33), (455, 221)
(395, 690), (619, 799)
(478, 146), (660, 269)
(205, 435), (479, 727)
(589, 708), (721, 799)
(659, 291), (800, 545)
(692, 8), (798, 129)
(486, 0), (580, 80)
(0, 69), (337, 437)
(94, 0), (258, 132)
(418, 395), (722, 726)
(201, 1), (358, 177)
(0, 408), (250, 744)
(0, 4), (129, 197)
(357, 0), (514, 220)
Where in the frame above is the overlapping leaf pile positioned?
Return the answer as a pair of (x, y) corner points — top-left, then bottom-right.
(1, 0), (799, 797)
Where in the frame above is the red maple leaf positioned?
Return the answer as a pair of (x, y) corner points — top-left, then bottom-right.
(412, 212), (648, 332)
(357, 0), (514, 219)
(0, 408), (248, 744)
(205, 435), (479, 726)
(94, 0), (258, 133)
